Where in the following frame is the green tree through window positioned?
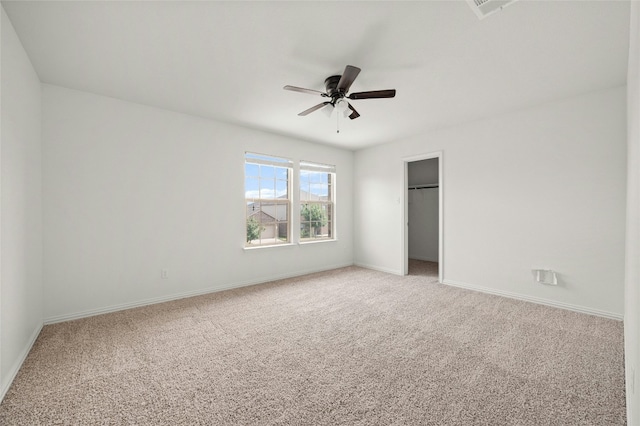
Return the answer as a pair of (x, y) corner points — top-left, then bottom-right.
(246, 216), (262, 243)
(301, 204), (328, 238)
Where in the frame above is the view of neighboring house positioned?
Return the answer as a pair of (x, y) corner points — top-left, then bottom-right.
(247, 190), (331, 244)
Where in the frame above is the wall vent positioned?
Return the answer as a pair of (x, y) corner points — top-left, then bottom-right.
(466, 0), (519, 20)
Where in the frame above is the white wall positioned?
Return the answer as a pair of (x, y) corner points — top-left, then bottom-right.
(41, 85), (353, 322)
(355, 87), (627, 317)
(625, 1), (640, 423)
(0, 6), (43, 400)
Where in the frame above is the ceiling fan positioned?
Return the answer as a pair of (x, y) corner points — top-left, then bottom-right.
(283, 65), (396, 120)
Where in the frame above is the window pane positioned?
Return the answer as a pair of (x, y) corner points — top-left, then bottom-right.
(261, 203), (277, 219)
(260, 222), (277, 241)
(300, 203), (328, 239)
(276, 203), (288, 221)
(246, 222), (261, 244)
(276, 167), (288, 180)
(300, 172), (309, 198)
(245, 178), (259, 199)
(300, 178), (310, 200)
(247, 201), (262, 216)
(260, 178), (276, 199)
(310, 183), (328, 199)
(246, 205), (263, 245)
(276, 179), (288, 199)
(245, 163), (259, 177)
(300, 221), (310, 239)
(277, 222), (289, 243)
(261, 165), (275, 179)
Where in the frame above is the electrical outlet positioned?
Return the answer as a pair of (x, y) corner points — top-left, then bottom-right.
(161, 269), (169, 279)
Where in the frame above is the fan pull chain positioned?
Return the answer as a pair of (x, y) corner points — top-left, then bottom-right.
(336, 108), (340, 133)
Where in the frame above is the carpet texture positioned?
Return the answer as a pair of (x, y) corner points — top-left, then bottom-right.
(0, 261), (626, 425)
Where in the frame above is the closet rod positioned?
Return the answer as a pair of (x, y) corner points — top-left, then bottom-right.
(408, 184), (439, 190)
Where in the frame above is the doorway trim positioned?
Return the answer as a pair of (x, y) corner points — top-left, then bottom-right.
(402, 151), (443, 283)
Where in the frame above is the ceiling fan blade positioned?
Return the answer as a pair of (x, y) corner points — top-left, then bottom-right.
(348, 89), (396, 100)
(337, 65), (361, 93)
(298, 102), (331, 116)
(284, 85), (326, 96)
(347, 103), (360, 120)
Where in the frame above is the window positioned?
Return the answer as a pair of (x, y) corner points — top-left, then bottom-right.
(300, 161), (335, 242)
(245, 153), (292, 247)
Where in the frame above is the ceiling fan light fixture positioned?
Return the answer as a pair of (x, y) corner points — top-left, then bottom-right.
(335, 98), (349, 114)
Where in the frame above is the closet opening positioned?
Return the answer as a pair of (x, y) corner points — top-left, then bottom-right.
(403, 153), (443, 282)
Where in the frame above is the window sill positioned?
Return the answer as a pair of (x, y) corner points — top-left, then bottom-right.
(299, 239), (338, 246)
(243, 243), (296, 251)
(243, 239), (338, 250)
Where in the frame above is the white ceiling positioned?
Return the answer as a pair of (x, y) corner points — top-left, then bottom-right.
(2, 0), (631, 150)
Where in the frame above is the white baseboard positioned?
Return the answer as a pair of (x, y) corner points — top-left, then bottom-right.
(442, 278), (623, 320)
(354, 262), (403, 276)
(44, 262), (354, 324)
(1, 322), (43, 402)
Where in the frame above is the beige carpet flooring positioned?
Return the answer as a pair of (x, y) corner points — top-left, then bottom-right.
(0, 261), (626, 425)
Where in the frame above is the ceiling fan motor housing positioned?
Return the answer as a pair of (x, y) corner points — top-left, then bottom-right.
(324, 75), (344, 103)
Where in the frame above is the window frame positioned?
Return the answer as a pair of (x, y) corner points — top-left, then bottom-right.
(244, 152), (293, 248)
(299, 161), (336, 243)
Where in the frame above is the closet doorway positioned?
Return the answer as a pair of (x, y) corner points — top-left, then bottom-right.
(403, 153), (442, 281)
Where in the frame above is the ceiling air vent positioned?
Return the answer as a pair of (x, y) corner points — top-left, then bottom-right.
(467, 0), (519, 20)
